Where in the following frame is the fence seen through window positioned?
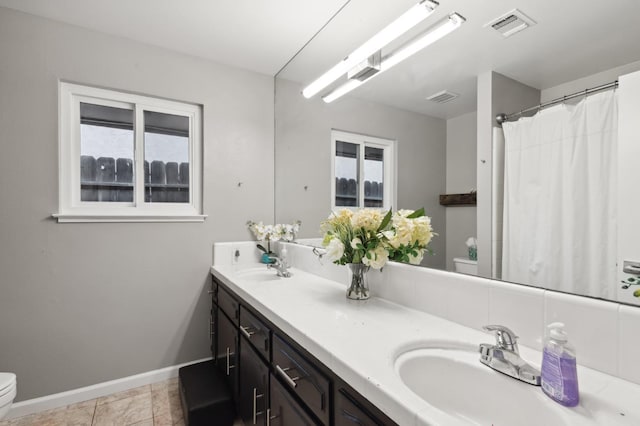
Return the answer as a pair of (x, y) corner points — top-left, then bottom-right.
(79, 102), (190, 204)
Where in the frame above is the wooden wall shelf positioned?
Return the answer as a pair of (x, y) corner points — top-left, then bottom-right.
(439, 192), (477, 206)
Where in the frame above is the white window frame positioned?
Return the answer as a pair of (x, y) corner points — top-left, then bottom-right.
(55, 82), (205, 222)
(330, 129), (397, 211)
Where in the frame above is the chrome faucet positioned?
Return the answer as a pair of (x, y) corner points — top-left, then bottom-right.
(479, 325), (541, 386)
(266, 254), (291, 278)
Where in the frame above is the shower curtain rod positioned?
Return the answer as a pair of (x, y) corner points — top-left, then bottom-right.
(495, 80), (618, 124)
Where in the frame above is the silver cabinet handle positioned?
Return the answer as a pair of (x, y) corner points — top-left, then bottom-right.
(225, 347), (236, 374)
(267, 408), (278, 426)
(253, 388), (257, 424)
(275, 365), (299, 389)
(240, 325), (255, 339)
(252, 388), (265, 424)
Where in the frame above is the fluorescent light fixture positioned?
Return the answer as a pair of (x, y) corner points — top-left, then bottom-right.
(302, 0), (439, 99)
(322, 79), (364, 103)
(322, 13), (465, 103)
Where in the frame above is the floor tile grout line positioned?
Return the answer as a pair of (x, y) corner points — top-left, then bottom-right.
(90, 400), (97, 426)
(6, 380), (172, 425)
(96, 385), (152, 406)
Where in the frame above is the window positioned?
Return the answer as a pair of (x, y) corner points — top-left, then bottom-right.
(56, 82), (204, 222)
(331, 130), (395, 210)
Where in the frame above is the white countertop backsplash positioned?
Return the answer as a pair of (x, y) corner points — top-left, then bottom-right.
(212, 241), (640, 425)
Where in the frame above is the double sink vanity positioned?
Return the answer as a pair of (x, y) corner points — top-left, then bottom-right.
(210, 241), (640, 425)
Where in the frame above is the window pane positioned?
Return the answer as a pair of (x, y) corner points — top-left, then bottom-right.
(144, 111), (190, 203)
(80, 103), (134, 202)
(335, 141), (359, 207)
(364, 146), (384, 207)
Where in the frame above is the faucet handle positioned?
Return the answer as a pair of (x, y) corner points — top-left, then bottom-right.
(482, 325), (519, 353)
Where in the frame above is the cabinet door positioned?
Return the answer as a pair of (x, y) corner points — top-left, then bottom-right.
(210, 280), (218, 357)
(210, 306), (216, 356)
(269, 373), (318, 426)
(216, 308), (238, 397)
(240, 337), (269, 425)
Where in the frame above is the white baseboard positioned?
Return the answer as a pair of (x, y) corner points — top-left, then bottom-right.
(7, 357), (212, 419)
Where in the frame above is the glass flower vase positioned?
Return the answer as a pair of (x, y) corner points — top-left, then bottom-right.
(346, 263), (370, 300)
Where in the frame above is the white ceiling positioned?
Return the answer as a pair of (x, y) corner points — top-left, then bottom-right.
(0, 0), (349, 75)
(2, 0), (640, 118)
(278, 0), (640, 118)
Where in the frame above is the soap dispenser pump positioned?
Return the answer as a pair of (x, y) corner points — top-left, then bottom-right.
(541, 322), (579, 407)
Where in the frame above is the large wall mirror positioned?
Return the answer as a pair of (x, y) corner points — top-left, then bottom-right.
(274, 0), (640, 305)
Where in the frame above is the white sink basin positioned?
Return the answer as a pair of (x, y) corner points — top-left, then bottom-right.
(395, 345), (569, 426)
(234, 266), (282, 281)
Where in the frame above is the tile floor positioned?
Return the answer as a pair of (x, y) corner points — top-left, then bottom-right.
(0, 378), (244, 426)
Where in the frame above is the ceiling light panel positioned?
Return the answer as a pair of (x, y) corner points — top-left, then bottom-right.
(322, 13), (466, 103)
(302, 0), (439, 99)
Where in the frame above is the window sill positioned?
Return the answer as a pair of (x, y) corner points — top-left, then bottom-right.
(52, 213), (208, 223)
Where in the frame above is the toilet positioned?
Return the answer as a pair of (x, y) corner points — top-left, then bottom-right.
(0, 373), (16, 420)
(453, 257), (478, 275)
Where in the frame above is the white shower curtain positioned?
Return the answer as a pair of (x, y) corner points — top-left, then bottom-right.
(501, 90), (617, 299)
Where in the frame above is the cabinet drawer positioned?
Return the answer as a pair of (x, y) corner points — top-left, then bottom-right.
(218, 284), (239, 323)
(335, 387), (396, 426)
(273, 336), (330, 425)
(269, 373), (318, 426)
(240, 307), (271, 361)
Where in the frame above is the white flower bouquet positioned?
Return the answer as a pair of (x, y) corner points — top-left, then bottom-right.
(247, 220), (301, 255)
(321, 208), (435, 269)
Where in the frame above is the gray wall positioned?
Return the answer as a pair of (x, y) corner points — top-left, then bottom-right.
(445, 112), (477, 271)
(541, 60), (640, 103)
(476, 72), (540, 278)
(0, 8), (274, 401)
(274, 78), (447, 270)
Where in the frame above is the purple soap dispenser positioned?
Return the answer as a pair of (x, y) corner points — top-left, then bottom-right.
(541, 322), (579, 407)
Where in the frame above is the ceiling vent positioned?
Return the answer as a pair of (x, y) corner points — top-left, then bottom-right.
(426, 90), (459, 104)
(486, 9), (536, 38)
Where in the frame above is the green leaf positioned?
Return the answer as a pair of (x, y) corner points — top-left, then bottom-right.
(407, 207), (425, 219)
(256, 244), (267, 253)
(378, 209), (393, 231)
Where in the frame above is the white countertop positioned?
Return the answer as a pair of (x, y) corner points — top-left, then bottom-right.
(211, 263), (640, 426)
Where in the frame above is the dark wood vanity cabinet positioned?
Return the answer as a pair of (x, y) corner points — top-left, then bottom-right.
(209, 281), (218, 357)
(211, 276), (397, 426)
(335, 381), (392, 426)
(270, 373), (317, 425)
(273, 335), (331, 425)
(215, 291), (239, 398)
(239, 336), (269, 425)
(240, 307), (271, 361)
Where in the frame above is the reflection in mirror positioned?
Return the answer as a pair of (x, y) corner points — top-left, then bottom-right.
(274, 0), (640, 305)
